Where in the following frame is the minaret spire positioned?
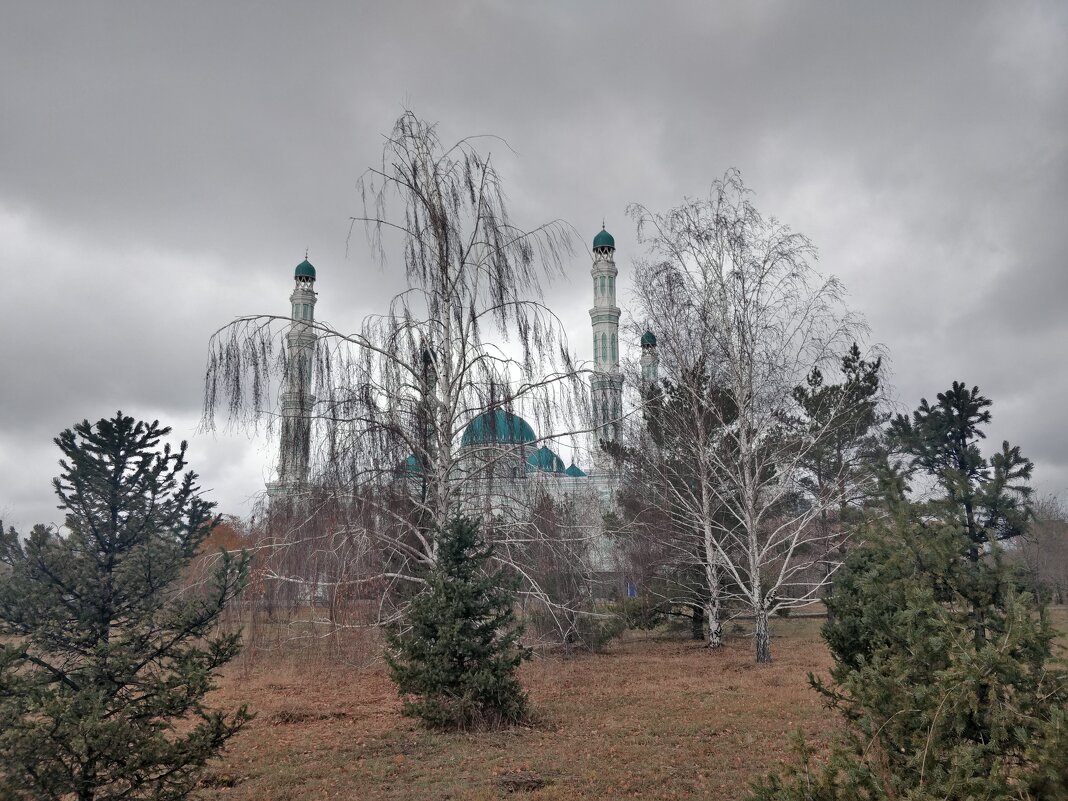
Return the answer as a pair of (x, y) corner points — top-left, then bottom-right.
(589, 226), (623, 464)
(268, 257), (318, 500)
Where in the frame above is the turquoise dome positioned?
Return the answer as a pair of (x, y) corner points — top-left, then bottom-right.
(294, 259), (316, 280)
(592, 228), (615, 250)
(564, 463), (587, 478)
(460, 409), (536, 448)
(400, 454), (423, 475)
(526, 445), (566, 474)
(640, 330), (657, 347)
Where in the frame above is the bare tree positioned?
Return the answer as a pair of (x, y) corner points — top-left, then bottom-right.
(1017, 494), (1068, 605)
(204, 111), (595, 628)
(625, 170), (872, 663)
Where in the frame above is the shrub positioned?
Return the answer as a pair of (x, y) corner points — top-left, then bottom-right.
(386, 517), (531, 729)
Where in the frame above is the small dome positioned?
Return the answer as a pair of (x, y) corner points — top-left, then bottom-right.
(294, 259), (316, 280)
(526, 445), (566, 474)
(592, 228), (615, 250)
(460, 409), (537, 448)
(397, 454), (420, 480)
(564, 462), (587, 478)
(640, 330), (657, 347)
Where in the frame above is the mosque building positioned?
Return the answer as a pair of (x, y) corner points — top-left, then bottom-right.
(266, 228), (658, 514)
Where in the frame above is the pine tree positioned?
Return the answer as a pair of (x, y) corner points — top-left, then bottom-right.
(0, 413), (251, 801)
(749, 390), (1068, 800)
(888, 381), (1033, 554)
(889, 382), (1033, 646)
(385, 517), (531, 730)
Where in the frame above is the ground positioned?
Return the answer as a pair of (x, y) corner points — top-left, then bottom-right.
(197, 609), (1068, 801)
(197, 618), (837, 801)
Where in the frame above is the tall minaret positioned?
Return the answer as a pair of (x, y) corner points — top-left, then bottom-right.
(640, 330), (659, 386)
(268, 258), (318, 499)
(589, 227), (624, 452)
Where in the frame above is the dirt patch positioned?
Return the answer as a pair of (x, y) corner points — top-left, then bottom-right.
(495, 770), (550, 793)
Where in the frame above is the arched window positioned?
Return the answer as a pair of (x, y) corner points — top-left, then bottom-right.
(292, 303), (299, 319)
(608, 276), (615, 298)
(601, 333), (608, 361)
(594, 335), (599, 364)
(610, 334), (617, 362)
(599, 275), (606, 295)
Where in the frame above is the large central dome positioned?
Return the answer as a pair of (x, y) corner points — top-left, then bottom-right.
(460, 409), (537, 447)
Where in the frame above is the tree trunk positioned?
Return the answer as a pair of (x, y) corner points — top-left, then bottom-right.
(690, 603), (704, 640)
(755, 609), (772, 664)
(705, 567), (723, 649)
(705, 600), (722, 649)
(704, 545), (723, 649)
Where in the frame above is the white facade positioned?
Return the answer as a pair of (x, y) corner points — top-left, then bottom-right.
(267, 260), (318, 500)
(589, 230), (624, 455)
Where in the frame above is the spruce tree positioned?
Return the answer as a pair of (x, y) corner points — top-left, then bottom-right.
(889, 382), (1033, 647)
(749, 388), (1068, 800)
(0, 413), (250, 801)
(385, 517), (531, 730)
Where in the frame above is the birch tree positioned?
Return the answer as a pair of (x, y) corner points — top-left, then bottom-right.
(626, 170), (875, 663)
(204, 111), (591, 626)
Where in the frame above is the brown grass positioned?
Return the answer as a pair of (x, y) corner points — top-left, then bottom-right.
(196, 608), (1068, 801)
(196, 618), (838, 801)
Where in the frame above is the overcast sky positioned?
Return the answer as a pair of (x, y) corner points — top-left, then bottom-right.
(2, 1), (1066, 529)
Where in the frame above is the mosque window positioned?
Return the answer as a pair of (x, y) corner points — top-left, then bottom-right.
(609, 276), (615, 296)
(601, 333), (608, 361)
(599, 275), (606, 295)
(611, 334), (617, 362)
(292, 303), (299, 319)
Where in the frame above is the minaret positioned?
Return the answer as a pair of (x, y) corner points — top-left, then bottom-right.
(589, 227), (624, 453)
(640, 330), (659, 386)
(267, 258), (318, 499)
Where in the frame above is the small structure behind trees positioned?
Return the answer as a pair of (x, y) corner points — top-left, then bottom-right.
(0, 413), (250, 801)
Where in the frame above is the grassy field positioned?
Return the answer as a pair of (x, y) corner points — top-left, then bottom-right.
(197, 609), (1068, 801)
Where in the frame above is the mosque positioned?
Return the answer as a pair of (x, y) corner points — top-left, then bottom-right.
(266, 227), (659, 516)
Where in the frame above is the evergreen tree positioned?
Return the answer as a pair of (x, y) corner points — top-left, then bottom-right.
(0, 413), (250, 801)
(889, 381), (1033, 554)
(751, 499), (1068, 800)
(386, 517), (530, 730)
(749, 386), (1067, 800)
(889, 382), (1033, 645)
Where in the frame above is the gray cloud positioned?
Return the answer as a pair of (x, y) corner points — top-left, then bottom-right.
(3, 1), (1067, 526)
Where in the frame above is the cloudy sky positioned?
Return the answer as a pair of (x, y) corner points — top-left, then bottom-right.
(2, 1), (1066, 529)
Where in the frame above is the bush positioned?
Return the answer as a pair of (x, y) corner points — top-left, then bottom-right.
(617, 597), (667, 630)
(386, 517), (531, 729)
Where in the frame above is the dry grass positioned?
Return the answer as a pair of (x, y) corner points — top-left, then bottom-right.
(196, 608), (1068, 801)
(196, 618), (838, 801)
